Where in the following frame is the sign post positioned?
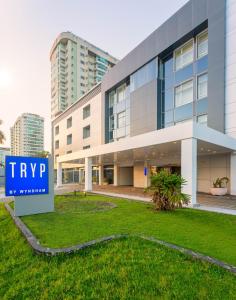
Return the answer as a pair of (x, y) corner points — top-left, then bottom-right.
(5, 155), (54, 217)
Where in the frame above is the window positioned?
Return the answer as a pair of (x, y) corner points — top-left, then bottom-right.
(109, 90), (116, 107)
(117, 111), (126, 128)
(67, 150), (72, 154)
(83, 125), (90, 139)
(55, 126), (59, 135)
(83, 104), (90, 119)
(130, 59), (157, 92)
(109, 115), (114, 130)
(197, 73), (208, 99)
(197, 114), (207, 125)
(83, 145), (90, 149)
(67, 117), (72, 128)
(175, 40), (194, 71)
(175, 80), (193, 107)
(197, 30), (208, 59)
(55, 140), (59, 149)
(67, 134), (72, 145)
(117, 84), (126, 103)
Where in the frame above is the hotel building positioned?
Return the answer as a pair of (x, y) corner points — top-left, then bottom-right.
(52, 0), (236, 206)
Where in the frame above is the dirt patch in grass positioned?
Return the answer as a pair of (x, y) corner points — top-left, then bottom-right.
(55, 199), (117, 214)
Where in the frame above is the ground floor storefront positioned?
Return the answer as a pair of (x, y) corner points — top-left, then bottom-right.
(56, 121), (236, 207)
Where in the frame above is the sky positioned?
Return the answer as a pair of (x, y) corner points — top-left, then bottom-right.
(0, 0), (188, 151)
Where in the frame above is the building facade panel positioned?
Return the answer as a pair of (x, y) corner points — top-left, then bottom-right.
(130, 79), (157, 137)
(225, 0), (236, 138)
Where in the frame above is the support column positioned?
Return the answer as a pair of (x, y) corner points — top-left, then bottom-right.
(181, 138), (197, 207)
(79, 169), (84, 184)
(99, 165), (104, 185)
(85, 157), (92, 191)
(114, 164), (119, 186)
(57, 162), (62, 187)
(230, 153), (236, 195)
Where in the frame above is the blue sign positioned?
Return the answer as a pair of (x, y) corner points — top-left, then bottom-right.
(144, 167), (148, 176)
(5, 156), (49, 197)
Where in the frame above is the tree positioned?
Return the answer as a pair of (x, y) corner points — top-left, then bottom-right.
(34, 151), (50, 158)
(148, 170), (190, 211)
(0, 120), (5, 144)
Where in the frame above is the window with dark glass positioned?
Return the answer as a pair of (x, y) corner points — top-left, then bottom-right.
(67, 134), (72, 145)
(83, 145), (90, 149)
(83, 104), (90, 119)
(83, 125), (90, 139)
(55, 140), (59, 149)
(55, 126), (59, 135)
(67, 150), (72, 154)
(67, 117), (72, 128)
(109, 115), (114, 130)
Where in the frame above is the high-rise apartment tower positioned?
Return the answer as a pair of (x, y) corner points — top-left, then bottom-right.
(50, 32), (118, 118)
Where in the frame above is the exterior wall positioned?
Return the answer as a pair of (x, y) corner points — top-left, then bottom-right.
(197, 154), (230, 193)
(130, 79), (157, 136)
(225, 0), (236, 138)
(119, 167), (133, 186)
(53, 89), (102, 162)
(101, 0), (226, 142)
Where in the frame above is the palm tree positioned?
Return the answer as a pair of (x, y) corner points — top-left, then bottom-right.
(0, 120), (5, 144)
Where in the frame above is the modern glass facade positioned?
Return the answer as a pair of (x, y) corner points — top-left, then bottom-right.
(130, 59), (158, 92)
(105, 28), (208, 143)
(159, 29), (208, 128)
(106, 81), (130, 142)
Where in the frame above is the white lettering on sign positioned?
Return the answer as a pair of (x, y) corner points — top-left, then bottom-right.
(20, 163), (27, 178)
(9, 162), (16, 178)
(8, 161), (47, 179)
(30, 163), (36, 178)
(40, 164), (45, 178)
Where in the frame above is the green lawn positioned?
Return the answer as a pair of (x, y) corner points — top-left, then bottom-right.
(20, 194), (236, 266)
(1, 202), (236, 299)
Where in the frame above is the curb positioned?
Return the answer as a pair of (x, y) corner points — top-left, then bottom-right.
(4, 202), (236, 275)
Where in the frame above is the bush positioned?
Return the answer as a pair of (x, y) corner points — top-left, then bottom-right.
(148, 170), (190, 211)
(213, 177), (229, 188)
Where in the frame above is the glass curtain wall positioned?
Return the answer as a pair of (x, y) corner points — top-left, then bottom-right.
(160, 29), (208, 128)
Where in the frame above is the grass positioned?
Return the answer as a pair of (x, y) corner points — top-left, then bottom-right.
(20, 194), (236, 266)
(1, 203), (236, 299)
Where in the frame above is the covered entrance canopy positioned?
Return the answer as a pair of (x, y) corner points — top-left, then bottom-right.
(57, 121), (236, 206)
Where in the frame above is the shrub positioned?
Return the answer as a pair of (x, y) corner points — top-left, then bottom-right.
(148, 170), (190, 211)
(213, 177), (229, 188)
